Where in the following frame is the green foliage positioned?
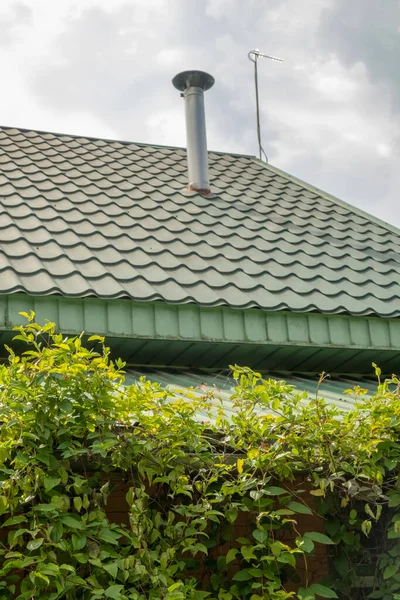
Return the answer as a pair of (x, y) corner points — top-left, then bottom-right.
(0, 316), (398, 599)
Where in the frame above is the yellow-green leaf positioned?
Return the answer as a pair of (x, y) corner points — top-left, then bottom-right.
(225, 548), (238, 564)
(27, 538), (44, 551)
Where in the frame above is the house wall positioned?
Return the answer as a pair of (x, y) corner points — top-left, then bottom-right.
(105, 478), (329, 592)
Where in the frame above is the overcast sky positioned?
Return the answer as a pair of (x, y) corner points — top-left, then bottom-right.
(1, 0), (399, 226)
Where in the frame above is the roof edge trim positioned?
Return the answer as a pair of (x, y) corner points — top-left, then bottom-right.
(1, 294), (399, 352)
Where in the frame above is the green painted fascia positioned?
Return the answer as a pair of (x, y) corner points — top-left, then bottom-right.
(1, 294), (399, 352)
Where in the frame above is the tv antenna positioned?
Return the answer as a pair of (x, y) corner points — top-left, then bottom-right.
(248, 49), (283, 162)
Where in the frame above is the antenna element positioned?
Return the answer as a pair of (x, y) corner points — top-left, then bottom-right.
(248, 49), (283, 162)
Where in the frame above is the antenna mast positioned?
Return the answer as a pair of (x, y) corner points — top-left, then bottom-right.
(248, 49), (283, 162)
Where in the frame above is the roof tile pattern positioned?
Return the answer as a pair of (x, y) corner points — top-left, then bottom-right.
(0, 126), (399, 317)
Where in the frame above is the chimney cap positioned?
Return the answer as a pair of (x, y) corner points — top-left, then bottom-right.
(172, 70), (215, 92)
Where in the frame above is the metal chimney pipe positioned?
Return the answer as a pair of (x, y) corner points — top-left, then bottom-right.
(172, 70), (215, 193)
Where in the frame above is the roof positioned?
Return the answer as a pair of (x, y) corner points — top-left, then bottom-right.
(0, 126), (399, 318)
(124, 368), (379, 419)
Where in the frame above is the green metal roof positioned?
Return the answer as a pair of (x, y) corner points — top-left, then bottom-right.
(124, 368), (378, 418)
(0, 126), (399, 318)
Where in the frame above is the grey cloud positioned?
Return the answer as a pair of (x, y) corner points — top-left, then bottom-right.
(318, 0), (400, 104)
(13, 3), (31, 24)
(27, 1), (261, 151)
(29, 3), (221, 134)
(0, 3), (32, 46)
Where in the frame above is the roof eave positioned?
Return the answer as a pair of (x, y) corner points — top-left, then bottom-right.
(1, 294), (399, 375)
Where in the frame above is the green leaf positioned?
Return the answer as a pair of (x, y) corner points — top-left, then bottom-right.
(168, 582), (183, 592)
(5, 552), (23, 559)
(3, 515), (28, 527)
(193, 592), (212, 600)
(27, 538), (44, 551)
(60, 399), (73, 413)
(99, 528), (121, 545)
(50, 521), (64, 543)
(270, 541), (282, 556)
(384, 565), (398, 580)
(89, 558), (102, 568)
(385, 459), (397, 471)
(104, 563), (118, 579)
(277, 552), (296, 567)
(225, 548), (238, 564)
(15, 451), (29, 464)
(87, 335), (105, 343)
(364, 504), (375, 520)
(32, 571), (50, 585)
(73, 497), (83, 513)
(71, 534), (86, 551)
(168, 581), (183, 592)
(10, 528), (29, 543)
(296, 537), (314, 553)
(74, 553), (88, 564)
(361, 519), (372, 537)
(248, 568), (262, 577)
(60, 564), (75, 573)
(40, 563), (59, 576)
(304, 532), (334, 545)
(388, 494), (400, 508)
(105, 585), (124, 599)
(297, 588), (315, 600)
(126, 488), (133, 506)
(252, 528), (268, 544)
(236, 537), (250, 545)
(308, 584), (338, 598)
(250, 490), (263, 501)
(274, 508), (295, 516)
(241, 545), (257, 561)
(226, 507), (238, 524)
(33, 503), (58, 512)
(264, 486), (288, 496)
(287, 501), (313, 515)
(44, 477), (61, 492)
(60, 515), (84, 530)
(0, 496), (8, 515)
(232, 569), (253, 581)
(36, 449), (52, 467)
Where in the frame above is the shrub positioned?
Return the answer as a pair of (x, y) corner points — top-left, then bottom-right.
(0, 314), (398, 599)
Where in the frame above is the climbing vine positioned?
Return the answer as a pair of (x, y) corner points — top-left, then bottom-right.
(0, 313), (398, 599)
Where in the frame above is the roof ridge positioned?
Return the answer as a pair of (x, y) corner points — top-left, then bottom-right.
(0, 125), (254, 159)
(255, 158), (400, 237)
